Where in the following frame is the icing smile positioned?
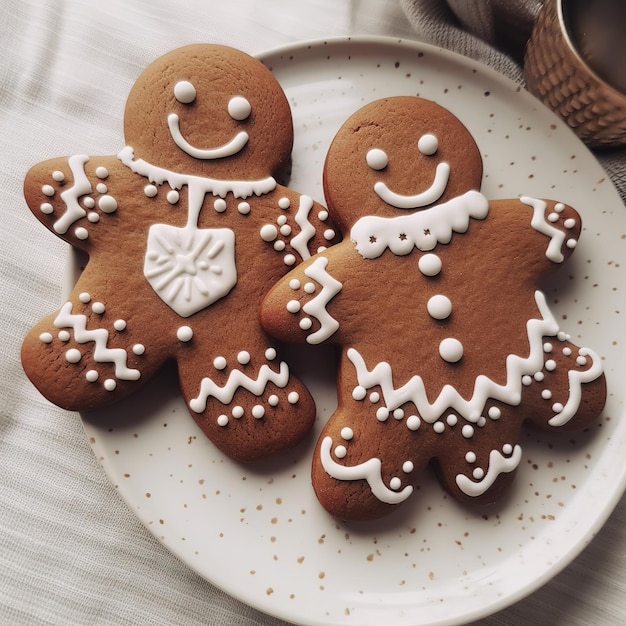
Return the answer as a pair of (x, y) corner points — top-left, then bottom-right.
(167, 113), (249, 160)
(374, 161), (450, 209)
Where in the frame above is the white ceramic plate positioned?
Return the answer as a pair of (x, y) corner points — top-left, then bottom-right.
(82, 37), (626, 626)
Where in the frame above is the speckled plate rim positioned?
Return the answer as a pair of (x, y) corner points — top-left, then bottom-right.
(80, 36), (626, 626)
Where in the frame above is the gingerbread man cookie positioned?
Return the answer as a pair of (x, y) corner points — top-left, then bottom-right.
(260, 97), (607, 520)
(21, 44), (339, 462)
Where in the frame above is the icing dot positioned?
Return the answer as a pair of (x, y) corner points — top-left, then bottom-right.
(214, 198), (227, 213)
(418, 133), (439, 155)
(406, 415), (421, 431)
(74, 227), (88, 240)
(98, 195), (118, 213)
(366, 148), (388, 170)
(95, 166), (108, 179)
(543, 342), (553, 353)
(334, 445), (347, 459)
(277, 215), (288, 226)
(273, 240), (286, 251)
(477, 416), (487, 427)
(237, 351), (250, 365)
(238, 201), (251, 215)
(552, 402), (564, 413)
(87, 213), (100, 223)
(132, 344), (145, 355)
(232, 406), (244, 419)
(260, 224), (278, 242)
(299, 318), (313, 330)
(369, 392), (380, 403)
(534, 371), (545, 382)
(352, 386), (367, 401)
(318, 210), (328, 221)
(286, 300), (301, 313)
(287, 392), (299, 404)
(340, 427), (354, 440)
(576, 355), (588, 366)
(227, 95), (251, 121)
(446, 413), (458, 426)
(39, 332), (53, 343)
(548, 212), (559, 223)
(542, 390), (553, 402)
(167, 190), (180, 204)
(268, 395), (279, 406)
(376, 407), (389, 422)
(473, 468), (485, 480)
(389, 477), (402, 491)
(418, 253), (442, 277)
(502, 444), (513, 455)
(42, 185), (55, 197)
(177, 326), (193, 342)
(555, 203), (565, 212)
(92, 302), (105, 314)
(488, 406), (501, 420)
(439, 337), (463, 363)
(65, 349), (82, 363)
(566, 238), (577, 249)
(465, 451), (476, 463)
(85, 370), (98, 382)
(252, 405), (265, 419)
(545, 359), (557, 371)
(563, 347), (572, 356)
(433, 421), (445, 433)
(96, 182), (108, 194)
(174, 80), (196, 104)
(40, 203), (53, 214)
(462, 425), (474, 439)
(280, 224), (292, 236)
(324, 229), (336, 241)
(284, 254), (296, 266)
(58, 330), (70, 342)
(564, 218), (576, 229)
(402, 461), (414, 473)
(289, 279), (301, 290)
(217, 414), (229, 427)
(52, 170), (65, 182)
(113, 319), (126, 331)
(522, 375), (532, 386)
(304, 282), (316, 294)
(393, 408), (404, 420)
(427, 294), (452, 320)
(278, 197), (290, 209)
(104, 379), (116, 391)
(265, 348), (276, 360)
(144, 185), (157, 198)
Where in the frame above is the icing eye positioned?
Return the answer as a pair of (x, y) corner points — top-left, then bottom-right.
(418, 133), (438, 156)
(366, 148), (388, 171)
(228, 96), (251, 121)
(174, 80), (196, 104)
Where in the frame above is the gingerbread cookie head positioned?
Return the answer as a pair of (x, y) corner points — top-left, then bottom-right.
(124, 44), (293, 181)
(323, 97), (483, 232)
(21, 44), (340, 463)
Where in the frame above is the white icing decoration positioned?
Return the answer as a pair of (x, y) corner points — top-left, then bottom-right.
(521, 196), (575, 263)
(86, 370), (98, 382)
(167, 190), (180, 204)
(174, 80), (196, 104)
(351, 191), (489, 258)
(177, 326), (193, 342)
(132, 344), (145, 355)
(39, 332), (53, 343)
(418, 253), (442, 276)
(427, 294), (452, 320)
(252, 405), (265, 419)
(65, 348), (81, 363)
(213, 356), (227, 370)
(284, 254), (296, 266)
(232, 406), (244, 418)
(54, 301), (140, 381)
(52, 170), (65, 182)
(237, 201), (250, 215)
(144, 224), (236, 318)
(168, 113), (248, 160)
(278, 197), (290, 209)
(42, 185), (55, 197)
(95, 166), (108, 179)
(374, 162), (450, 209)
(319, 436), (413, 504)
(228, 96), (251, 121)
(366, 148), (388, 171)
(290, 195), (316, 261)
(260, 224), (278, 242)
(217, 414), (229, 427)
(74, 227), (88, 240)
(288, 391), (299, 404)
(92, 302), (105, 314)
(40, 203), (53, 214)
(301, 257), (343, 344)
(96, 183), (107, 194)
(418, 133), (438, 156)
(189, 361), (290, 413)
(237, 351), (250, 365)
(98, 194), (117, 213)
(144, 184), (158, 198)
(455, 445), (522, 497)
(104, 379), (116, 391)
(439, 337), (463, 362)
(113, 319), (126, 331)
(214, 198), (227, 212)
(53, 155), (91, 235)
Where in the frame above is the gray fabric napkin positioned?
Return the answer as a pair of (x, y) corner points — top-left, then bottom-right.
(400, 0), (626, 203)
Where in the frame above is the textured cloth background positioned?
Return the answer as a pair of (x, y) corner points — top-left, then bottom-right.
(1, 1), (624, 625)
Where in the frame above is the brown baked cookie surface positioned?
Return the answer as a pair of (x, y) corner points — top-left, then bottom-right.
(21, 44), (340, 462)
(260, 96), (606, 519)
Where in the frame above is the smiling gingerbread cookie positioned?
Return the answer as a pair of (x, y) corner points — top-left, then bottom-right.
(21, 44), (339, 462)
(260, 96), (607, 520)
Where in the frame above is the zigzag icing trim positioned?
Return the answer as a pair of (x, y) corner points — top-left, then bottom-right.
(54, 154), (91, 234)
(290, 194), (316, 261)
(189, 361), (290, 413)
(455, 445), (523, 496)
(302, 256), (342, 344)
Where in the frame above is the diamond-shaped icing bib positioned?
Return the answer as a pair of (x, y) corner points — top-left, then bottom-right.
(144, 224), (236, 317)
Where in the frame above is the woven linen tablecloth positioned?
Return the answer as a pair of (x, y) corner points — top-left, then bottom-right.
(1, 1), (624, 624)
